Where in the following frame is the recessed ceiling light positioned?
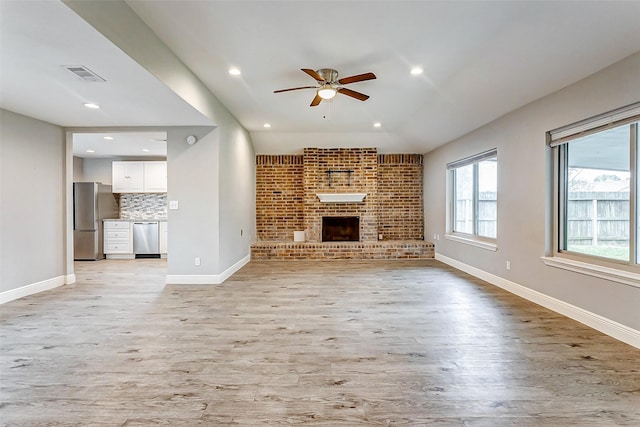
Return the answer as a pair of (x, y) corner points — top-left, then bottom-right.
(373, 122), (382, 128)
(141, 149), (150, 152)
(410, 67), (423, 76)
(263, 123), (271, 128)
(228, 67), (241, 76)
(86, 149), (95, 153)
(104, 136), (114, 140)
(84, 103), (100, 109)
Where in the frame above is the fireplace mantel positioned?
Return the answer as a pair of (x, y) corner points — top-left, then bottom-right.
(316, 193), (367, 203)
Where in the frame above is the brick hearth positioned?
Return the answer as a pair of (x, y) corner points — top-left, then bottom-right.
(251, 241), (435, 260)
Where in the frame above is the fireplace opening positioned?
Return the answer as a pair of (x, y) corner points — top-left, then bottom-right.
(322, 216), (360, 242)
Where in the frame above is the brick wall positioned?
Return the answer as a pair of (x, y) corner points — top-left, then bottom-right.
(255, 149), (424, 242)
(378, 154), (424, 240)
(256, 155), (304, 241)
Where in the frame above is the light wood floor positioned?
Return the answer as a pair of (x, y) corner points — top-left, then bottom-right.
(1, 259), (639, 426)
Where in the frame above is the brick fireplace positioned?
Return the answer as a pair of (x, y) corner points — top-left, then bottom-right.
(252, 148), (433, 260)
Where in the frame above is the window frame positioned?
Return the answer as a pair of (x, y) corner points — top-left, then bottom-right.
(544, 102), (640, 287)
(446, 148), (498, 251)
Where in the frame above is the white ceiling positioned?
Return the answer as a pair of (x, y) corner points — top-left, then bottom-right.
(73, 132), (167, 159)
(2, 0), (640, 157)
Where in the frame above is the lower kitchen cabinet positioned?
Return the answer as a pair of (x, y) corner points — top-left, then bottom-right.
(159, 221), (168, 256)
(104, 220), (134, 259)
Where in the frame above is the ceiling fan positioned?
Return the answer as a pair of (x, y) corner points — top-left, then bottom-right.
(274, 68), (376, 107)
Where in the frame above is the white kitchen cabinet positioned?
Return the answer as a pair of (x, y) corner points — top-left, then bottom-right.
(159, 221), (168, 256)
(112, 162), (144, 193)
(103, 220), (133, 258)
(144, 161), (168, 193)
(112, 161), (167, 193)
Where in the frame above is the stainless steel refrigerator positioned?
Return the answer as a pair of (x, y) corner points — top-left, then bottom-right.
(73, 182), (119, 260)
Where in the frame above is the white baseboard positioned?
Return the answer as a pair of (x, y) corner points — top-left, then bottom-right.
(65, 274), (76, 285)
(0, 275), (66, 304)
(166, 254), (250, 285)
(435, 253), (640, 350)
(218, 254), (251, 283)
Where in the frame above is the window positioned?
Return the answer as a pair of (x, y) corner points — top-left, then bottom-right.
(549, 102), (639, 272)
(447, 149), (497, 247)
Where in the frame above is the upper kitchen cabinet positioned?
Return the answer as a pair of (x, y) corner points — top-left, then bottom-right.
(112, 161), (167, 193)
(144, 161), (167, 193)
(112, 161), (144, 193)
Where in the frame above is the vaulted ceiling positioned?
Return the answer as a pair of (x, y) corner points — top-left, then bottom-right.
(2, 0), (639, 156)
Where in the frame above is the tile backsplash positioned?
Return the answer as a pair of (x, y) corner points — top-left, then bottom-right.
(119, 193), (167, 220)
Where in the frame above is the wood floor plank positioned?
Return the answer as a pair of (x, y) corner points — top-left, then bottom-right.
(1, 259), (639, 426)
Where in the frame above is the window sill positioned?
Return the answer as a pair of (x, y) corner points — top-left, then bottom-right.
(541, 256), (640, 289)
(445, 234), (497, 251)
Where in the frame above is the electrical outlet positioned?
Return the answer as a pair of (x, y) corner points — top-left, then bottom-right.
(195, 257), (201, 266)
(169, 200), (179, 210)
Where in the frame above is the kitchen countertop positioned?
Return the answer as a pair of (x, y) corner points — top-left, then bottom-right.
(103, 218), (167, 221)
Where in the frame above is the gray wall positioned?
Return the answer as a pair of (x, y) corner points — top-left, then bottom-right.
(166, 123), (255, 277)
(424, 52), (640, 331)
(218, 120), (256, 271)
(77, 158), (112, 184)
(167, 127), (220, 275)
(1, 109), (66, 292)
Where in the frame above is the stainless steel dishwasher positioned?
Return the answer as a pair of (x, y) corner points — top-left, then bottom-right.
(133, 221), (159, 257)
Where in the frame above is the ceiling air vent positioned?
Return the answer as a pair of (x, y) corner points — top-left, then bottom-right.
(63, 65), (105, 82)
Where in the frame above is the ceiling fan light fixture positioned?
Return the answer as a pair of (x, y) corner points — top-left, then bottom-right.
(317, 86), (337, 100)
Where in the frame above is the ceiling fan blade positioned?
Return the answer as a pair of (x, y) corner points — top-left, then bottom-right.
(302, 68), (325, 82)
(338, 72), (377, 85)
(337, 87), (369, 101)
(310, 94), (322, 107)
(274, 86), (317, 93)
